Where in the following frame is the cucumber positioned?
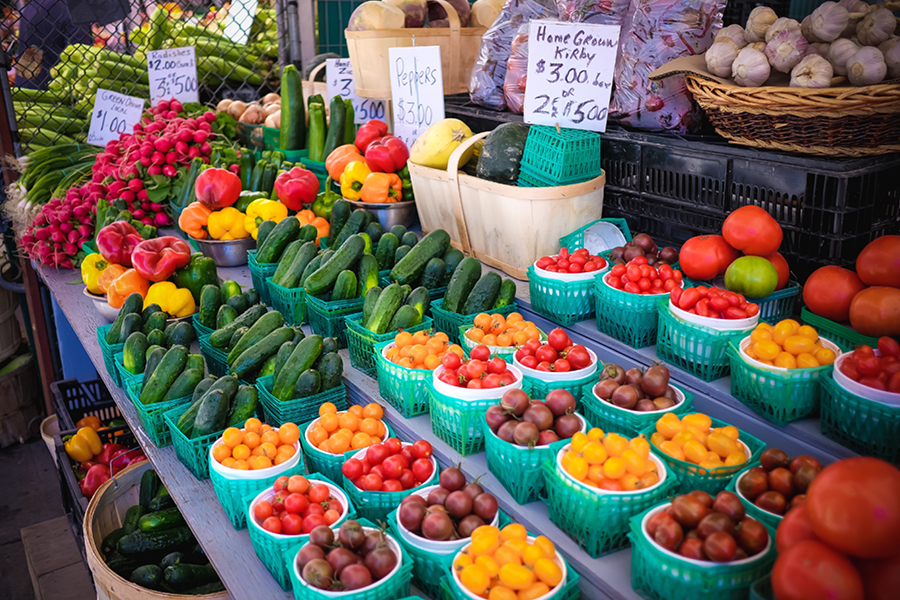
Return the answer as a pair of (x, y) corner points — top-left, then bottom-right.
(328, 200), (352, 248)
(146, 328), (165, 349)
(148, 486), (174, 512)
(461, 272), (502, 315)
(279, 64), (305, 151)
(493, 278), (517, 308)
(139, 345), (189, 405)
(220, 281), (242, 301)
(209, 305), (267, 348)
(394, 245), (411, 265)
(322, 95), (346, 159)
(138, 507), (186, 532)
(299, 255), (323, 288)
(274, 342), (295, 373)
(101, 528), (128, 556)
(225, 293), (249, 315)
(139, 470), (160, 510)
(230, 326), (295, 380)
(400, 284), (413, 301)
(305, 235), (366, 297)
(332, 270), (358, 301)
(270, 240), (304, 286)
(321, 249), (335, 264)
(443, 257), (483, 314)
(422, 257), (446, 289)
(256, 216), (300, 263)
(244, 288), (261, 306)
(117, 526), (194, 557)
(279, 241), (318, 289)
(273, 335), (324, 401)
(193, 388), (232, 437)
(362, 286), (382, 324)
(405, 287), (430, 320)
(192, 377), (216, 403)
(186, 354), (205, 372)
(123, 505), (147, 534)
(375, 233), (399, 270)
(120, 313), (143, 343)
(142, 305), (163, 322)
(333, 209), (368, 249)
(259, 355), (276, 378)
(165, 369), (204, 401)
(390, 229), (451, 285)
(390, 225), (407, 240)
(227, 311), (285, 365)
(298, 224), (318, 245)
(160, 552), (184, 570)
(292, 326), (305, 343)
(389, 304), (422, 330)
(359, 232), (373, 255)
(364, 222), (384, 244)
(168, 322), (195, 348)
(145, 344), (164, 360)
(322, 337), (340, 355)
(401, 231), (419, 247)
(143, 312), (167, 336)
(216, 305), (238, 329)
(294, 369), (321, 398)
(107, 293), (144, 344)
(142, 348), (167, 388)
(164, 321), (177, 341)
(365, 283), (404, 334)
(356, 254), (380, 298)
(228, 327), (248, 352)
(165, 563), (219, 592)
(318, 352), (343, 390)
(227, 385), (258, 426)
(256, 220), (276, 247)
(130, 564), (164, 590)
(123, 332), (149, 374)
(107, 556), (141, 578)
(198, 285), (221, 329)
(178, 377), (234, 436)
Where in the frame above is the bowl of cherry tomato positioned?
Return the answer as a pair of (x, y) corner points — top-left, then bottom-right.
(534, 247), (609, 281)
(833, 338), (900, 405)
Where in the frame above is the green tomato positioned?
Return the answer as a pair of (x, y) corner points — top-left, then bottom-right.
(725, 256), (778, 298)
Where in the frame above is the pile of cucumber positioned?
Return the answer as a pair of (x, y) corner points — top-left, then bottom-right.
(441, 257), (518, 316)
(196, 281), (261, 331)
(375, 224), (464, 290)
(103, 470), (224, 594)
(270, 334), (344, 401)
(106, 293), (197, 349)
(362, 284), (428, 335)
(208, 306), (305, 381)
(254, 216), (321, 265)
(327, 201), (383, 253)
(132, 343), (207, 406)
(175, 374), (258, 439)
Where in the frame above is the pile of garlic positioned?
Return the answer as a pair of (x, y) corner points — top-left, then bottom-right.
(705, 0), (900, 88)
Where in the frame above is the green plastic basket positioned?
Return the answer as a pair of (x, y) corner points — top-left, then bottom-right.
(750, 576), (774, 600)
(629, 504), (777, 600)
(125, 380), (192, 447)
(247, 475), (355, 591)
(514, 355), (598, 405)
(820, 375), (900, 465)
(306, 293), (364, 349)
(113, 352), (143, 388)
(656, 302), (753, 382)
(199, 334), (229, 377)
(754, 280), (801, 325)
(642, 415), (766, 495)
(248, 249), (279, 305)
(559, 217), (633, 250)
(801, 307), (879, 352)
(255, 375), (349, 427)
(441, 550), (582, 600)
(527, 266), (602, 327)
(97, 324), (125, 386)
(725, 462), (783, 530)
(594, 275), (670, 349)
(163, 403), (250, 480)
(81, 240), (98, 255)
(262, 126), (280, 151)
(346, 313), (433, 377)
(429, 298), (519, 344)
(266, 278), (307, 326)
(373, 340), (432, 418)
(542, 456), (678, 558)
(520, 125), (603, 185)
(727, 339), (837, 426)
(301, 417), (395, 483)
(579, 382), (694, 439)
(426, 377), (520, 456)
(192, 313), (214, 338)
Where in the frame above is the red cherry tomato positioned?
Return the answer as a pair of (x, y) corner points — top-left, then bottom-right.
(412, 457), (434, 483)
(878, 336), (900, 358)
(520, 355), (538, 369)
(482, 373), (502, 388)
(467, 379), (483, 389)
(553, 359), (571, 372)
(466, 360), (485, 380)
(381, 479), (403, 492)
(262, 516), (282, 534)
(441, 352), (461, 370)
(360, 473), (383, 491)
(398, 469), (417, 490)
(487, 357), (507, 374)
(411, 439), (433, 459)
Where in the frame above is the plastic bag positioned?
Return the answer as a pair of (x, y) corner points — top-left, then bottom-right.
(469, 0), (558, 111)
(610, 0), (724, 133)
(503, 24), (530, 114)
(556, 0), (632, 26)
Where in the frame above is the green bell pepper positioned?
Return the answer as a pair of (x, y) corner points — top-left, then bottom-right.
(172, 253), (220, 304)
(311, 177), (339, 220)
(398, 165), (414, 201)
(235, 190), (269, 213)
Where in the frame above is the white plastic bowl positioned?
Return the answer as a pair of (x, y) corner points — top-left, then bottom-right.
(833, 350), (900, 407)
(555, 444), (669, 496)
(248, 480), (350, 540)
(589, 382), (686, 417)
(533, 256), (609, 282)
(669, 299), (759, 331)
(84, 288), (119, 321)
(209, 427), (301, 480)
(451, 536), (567, 600)
(394, 484), (501, 554)
(640, 502), (772, 566)
(486, 412), (588, 450)
(738, 336), (841, 373)
(734, 469), (784, 521)
(293, 527), (403, 596)
(431, 364), (524, 401)
(512, 347), (598, 381)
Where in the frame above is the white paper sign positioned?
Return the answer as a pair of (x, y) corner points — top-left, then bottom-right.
(327, 59), (388, 125)
(525, 21), (620, 132)
(87, 89), (145, 146)
(147, 46), (200, 106)
(223, 0), (258, 46)
(388, 46), (444, 148)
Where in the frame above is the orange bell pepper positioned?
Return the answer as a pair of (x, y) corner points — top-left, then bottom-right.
(296, 209), (316, 226)
(325, 144), (365, 180)
(360, 172), (402, 203)
(107, 269), (150, 309)
(97, 263), (128, 294)
(178, 202), (213, 240)
(76, 416), (102, 431)
(311, 217), (330, 246)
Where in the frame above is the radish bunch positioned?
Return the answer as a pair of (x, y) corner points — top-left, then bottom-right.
(21, 182), (101, 269)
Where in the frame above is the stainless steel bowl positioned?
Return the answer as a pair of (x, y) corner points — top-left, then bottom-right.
(346, 199), (419, 231)
(194, 237), (256, 267)
(83, 288), (119, 321)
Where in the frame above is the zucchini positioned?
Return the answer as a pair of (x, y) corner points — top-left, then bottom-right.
(443, 257), (483, 314)
(273, 335), (324, 401)
(394, 245), (411, 265)
(123, 505), (147, 534)
(226, 310), (285, 366)
(123, 332), (149, 375)
(356, 254), (380, 298)
(279, 64), (305, 151)
(216, 305), (238, 329)
(107, 293), (143, 343)
(142, 348), (167, 388)
(493, 279), (517, 308)
(138, 507), (186, 532)
(422, 257), (447, 289)
(274, 342), (295, 373)
(139, 345), (189, 405)
(209, 305), (267, 348)
(165, 563), (220, 592)
(117, 527), (194, 557)
(229, 326), (295, 380)
(331, 270), (358, 301)
(227, 385), (258, 426)
(389, 304), (422, 330)
(375, 233), (399, 270)
(256, 216), (300, 263)
(401, 231), (419, 247)
(343, 99), (355, 145)
(130, 564), (164, 590)
(120, 313), (143, 344)
(279, 241), (318, 289)
(304, 235), (366, 297)
(165, 369), (204, 401)
(139, 470), (160, 510)
(365, 283), (404, 334)
(328, 200), (352, 248)
(322, 95), (346, 160)
(390, 229), (451, 285)
(299, 254), (323, 288)
(362, 286), (382, 324)
(306, 102), (326, 162)
(270, 240), (304, 286)
(318, 352), (343, 391)
(461, 272), (502, 315)
(294, 369), (321, 398)
(405, 287), (430, 320)
(333, 209), (368, 249)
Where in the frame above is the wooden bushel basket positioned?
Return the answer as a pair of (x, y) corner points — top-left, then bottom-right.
(345, 0), (486, 98)
(409, 131), (606, 280)
(84, 460), (227, 600)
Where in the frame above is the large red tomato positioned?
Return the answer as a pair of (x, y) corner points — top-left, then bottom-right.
(803, 266), (867, 322)
(849, 287), (900, 337)
(722, 205), (783, 256)
(764, 251), (789, 291)
(677, 235), (739, 281)
(771, 540), (864, 600)
(856, 553), (900, 600)
(776, 504), (818, 553)
(806, 457), (900, 558)
(857, 235), (900, 288)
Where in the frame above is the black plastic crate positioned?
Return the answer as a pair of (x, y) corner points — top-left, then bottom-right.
(723, 0), (790, 26)
(52, 378), (120, 431)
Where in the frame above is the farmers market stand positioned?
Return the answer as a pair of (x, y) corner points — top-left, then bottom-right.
(38, 253), (855, 600)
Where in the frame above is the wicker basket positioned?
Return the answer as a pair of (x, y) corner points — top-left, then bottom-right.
(685, 74), (900, 157)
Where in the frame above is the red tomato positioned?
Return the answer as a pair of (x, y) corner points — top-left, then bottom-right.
(381, 479), (403, 492)
(552, 359), (571, 372)
(524, 338), (542, 353)
(466, 360), (485, 380)
(856, 553), (900, 600)
(520, 355), (538, 369)
(467, 379), (483, 389)
(287, 475), (309, 494)
(678, 235), (739, 281)
(281, 513), (303, 535)
(771, 540), (864, 600)
(254, 500), (273, 521)
(566, 345), (592, 370)
(262, 516), (282, 534)
(498, 371), (516, 386)
(856, 235), (900, 287)
(399, 446), (414, 465)
(764, 251), (790, 291)
(482, 373), (502, 388)
(302, 514), (327, 533)
(309, 484), (329, 504)
(679, 288), (700, 310)
(611, 264), (627, 278)
(381, 455), (406, 480)
(273, 476), (288, 493)
(536, 361), (551, 372)
(360, 473), (383, 491)
(470, 345), (491, 362)
(487, 357), (507, 374)
(412, 457), (434, 483)
(807, 457), (900, 558)
(776, 505), (819, 553)
(411, 439), (432, 459)
(878, 336), (900, 358)
(398, 469), (417, 490)
(849, 287), (900, 337)
(438, 370), (460, 386)
(284, 493), (309, 515)
(670, 286), (683, 306)
(366, 444), (389, 466)
(547, 329), (570, 351)
(803, 266), (868, 322)
(383, 437), (402, 455)
(722, 205), (783, 257)
(369, 465), (385, 480)
(441, 352), (461, 370)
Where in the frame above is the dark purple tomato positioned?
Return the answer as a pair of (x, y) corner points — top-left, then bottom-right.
(364, 547), (398, 581)
(473, 493), (498, 522)
(678, 537), (706, 561)
(755, 491), (787, 515)
(402, 494), (427, 507)
(485, 404), (510, 431)
(513, 421), (539, 446)
(640, 365), (670, 397)
(500, 389), (530, 416)
(768, 468), (795, 498)
(738, 467), (769, 501)
(427, 486), (450, 507)
(655, 517), (684, 551)
(302, 558), (334, 589)
(458, 514), (485, 538)
(594, 379), (620, 400)
(697, 512), (736, 539)
(398, 499), (427, 531)
(338, 520), (365, 549)
(712, 491), (746, 523)
(688, 490), (714, 508)
(359, 530), (386, 557)
(463, 481), (485, 499)
(327, 547), (360, 576)
(671, 494), (710, 528)
(793, 464), (820, 494)
(296, 544), (325, 571)
(599, 363), (627, 385)
(421, 511), (453, 541)
(544, 389), (576, 417)
(537, 430), (560, 446)
(522, 403), (554, 431)
(444, 491), (474, 520)
(340, 564), (373, 590)
(554, 414), (582, 440)
(703, 531), (738, 563)
(309, 525), (335, 547)
(759, 448), (790, 471)
(439, 467), (466, 492)
(497, 420), (518, 443)
(736, 518), (769, 556)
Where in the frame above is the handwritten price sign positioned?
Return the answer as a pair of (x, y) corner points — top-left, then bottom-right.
(147, 46), (200, 106)
(327, 59), (387, 124)
(525, 21), (620, 132)
(87, 89), (145, 146)
(388, 46), (444, 148)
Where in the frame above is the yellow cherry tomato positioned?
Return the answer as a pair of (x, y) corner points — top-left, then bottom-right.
(796, 353), (821, 369)
(774, 351), (798, 369)
(814, 347), (836, 365)
(783, 335), (816, 356)
(754, 340), (781, 361)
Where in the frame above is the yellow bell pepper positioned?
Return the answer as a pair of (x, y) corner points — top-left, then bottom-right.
(244, 199), (288, 240)
(64, 434), (93, 462)
(144, 281), (197, 318)
(207, 206), (250, 240)
(81, 253), (108, 295)
(340, 161), (372, 201)
(77, 425), (102, 455)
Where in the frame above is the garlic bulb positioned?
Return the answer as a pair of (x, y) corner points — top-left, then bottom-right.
(766, 18), (801, 43)
(732, 46), (771, 86)
(716, 24), (747, 48)
(791, 54), (834, 87)
(879, 37), (899, 54)
(847, 46), (887, 85)
(811, 42), (832, 57)
(749, 41), (767, 52)
(810, 2), (850, 43)
(766, 29), (809, 73)
(801, 16), (820, 43)
(706, 42), (739, 77)
(829, 38), (860, 76)
(886, 41), (900, 79)
(837, 0), (868, 38)
(745, 6), (778, 42)
(857, 8), (896, 47)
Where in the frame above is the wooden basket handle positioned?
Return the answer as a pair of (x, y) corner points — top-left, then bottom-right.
(307, 61), (326, 83)
(432, 0), (462, 91)
(446, 130), (490, 256)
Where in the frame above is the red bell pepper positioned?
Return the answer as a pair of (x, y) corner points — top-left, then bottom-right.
(195, 167), (241, 209)
(355, 119), (388, 153)
(97, 221), (143, 267)
(364, 135), (410, 173)
(96, 442), (127, 466)
(79, 460), (102, 472)
(110, 448), (147, 475)
(79, 464), (110, 499)
(131, 236), (192, 282)
(274, 167), (320, 210)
